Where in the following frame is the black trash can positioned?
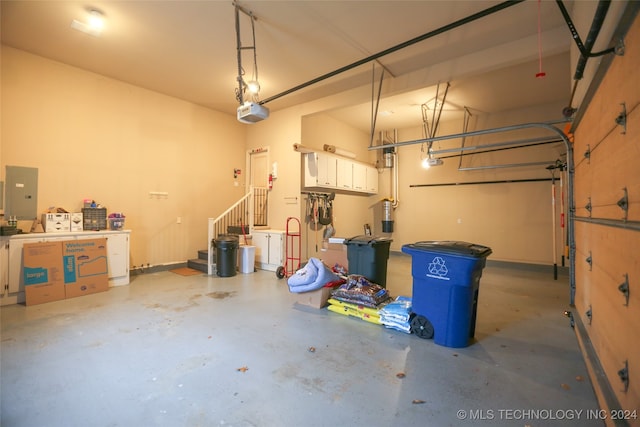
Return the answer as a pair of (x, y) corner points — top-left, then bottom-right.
(401, 241), (491, 348)
(213, 234), (239, 277)
(343, 235), (392, 287)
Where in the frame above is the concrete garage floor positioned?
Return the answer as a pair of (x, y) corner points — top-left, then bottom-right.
(1, 253), (602, 427)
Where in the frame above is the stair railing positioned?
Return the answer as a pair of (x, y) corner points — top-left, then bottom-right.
(207, 187), (255, 275)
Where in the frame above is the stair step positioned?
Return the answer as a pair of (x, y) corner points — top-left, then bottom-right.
(198, 249), (208, 261)
(187, 258), (209, 273)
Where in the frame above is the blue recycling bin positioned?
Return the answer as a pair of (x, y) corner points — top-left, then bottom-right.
(401, 241), (492, 348)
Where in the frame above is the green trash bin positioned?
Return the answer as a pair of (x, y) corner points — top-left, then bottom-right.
(343, 235), (392, 287)
(213, 235), (239, 277)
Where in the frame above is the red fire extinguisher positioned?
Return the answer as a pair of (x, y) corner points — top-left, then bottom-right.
(268, 173), (273, 190)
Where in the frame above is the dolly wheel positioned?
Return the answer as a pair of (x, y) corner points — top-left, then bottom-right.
(276, 266), (286, 279)
(410, 315), (434, 339)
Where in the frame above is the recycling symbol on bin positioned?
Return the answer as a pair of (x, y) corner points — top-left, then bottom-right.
(428, 256), (448, 277)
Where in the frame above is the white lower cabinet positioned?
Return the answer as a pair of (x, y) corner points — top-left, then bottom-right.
(252, 230), (284, 272)
(0, 238), (9, 301)
(0, 230), (130, 306)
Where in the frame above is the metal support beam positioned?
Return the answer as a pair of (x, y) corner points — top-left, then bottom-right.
(259, 1), (524, 105)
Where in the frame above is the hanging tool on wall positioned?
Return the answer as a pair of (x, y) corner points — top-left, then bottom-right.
(318, 193), (334, 226)
(321, 193), (336, 248)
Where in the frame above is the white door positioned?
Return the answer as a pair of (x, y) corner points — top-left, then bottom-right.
(250, 150), (269, 188)
(249, 150), (269, 227)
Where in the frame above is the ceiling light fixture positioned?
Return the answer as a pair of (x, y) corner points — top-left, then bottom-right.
(87, 9), (105, 31)
(246, 80), (260, 95)
(71, 8), (105, 37)
(422, 157), (444, 169)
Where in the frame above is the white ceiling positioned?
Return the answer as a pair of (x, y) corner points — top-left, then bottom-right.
(0, 1), (624, 132)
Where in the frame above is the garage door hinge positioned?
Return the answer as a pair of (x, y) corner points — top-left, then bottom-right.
(614, 103), (626, 135)
(618, 274), (629, 306)
(586, 251), (592, 271)
(584, 145), (591, 163)
(618, 360), (629, 392)
(585, 198), (592, 217)
(617, 187), (628, 221)
(585, 305), (592, 325)
(614, 37), (625, 56)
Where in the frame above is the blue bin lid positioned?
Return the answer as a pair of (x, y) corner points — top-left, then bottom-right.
(344, 235), (393, 245)
(402, 241), (491, 258)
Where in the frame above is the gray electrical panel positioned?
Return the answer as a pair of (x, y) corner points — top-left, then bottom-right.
(5, 166), (38, 220)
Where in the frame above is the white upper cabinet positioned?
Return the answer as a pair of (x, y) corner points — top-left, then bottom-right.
(304, 153), (336, 189)
(336, 157), (353, 190)
(352, 162), (367, 192)
(303, 152), (377, 195)
(366, 165), (379, 194)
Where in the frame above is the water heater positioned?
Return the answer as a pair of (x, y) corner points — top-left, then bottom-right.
(383, 146), (394, 168)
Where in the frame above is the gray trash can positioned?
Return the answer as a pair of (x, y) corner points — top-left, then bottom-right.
(343, 235), (392, 287)
(238, 245), (256, 274)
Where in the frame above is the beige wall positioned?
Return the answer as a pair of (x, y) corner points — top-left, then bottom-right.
(1, 46), (247, 268)
(2, 44), (568, 269)
(376, 103), (568, 264)
(244, 97), (567, 265)
(299, 113), (379, 260)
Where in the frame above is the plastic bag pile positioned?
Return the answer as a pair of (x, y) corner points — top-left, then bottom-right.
(331, 275), (391, 308)
(379, 296), (412, 334)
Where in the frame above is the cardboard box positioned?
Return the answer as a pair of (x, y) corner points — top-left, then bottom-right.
(319, 242), (348, 271)
(42, 213), (71, 233)
(70, 212), (83, 232)
(23, 241), (66, 306)
(63, 238), (109, 299)
(293, 285), (335, 309)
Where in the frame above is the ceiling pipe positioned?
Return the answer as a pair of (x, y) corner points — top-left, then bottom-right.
(391, 130), (399, 209)
(258, 0), (525, 106)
